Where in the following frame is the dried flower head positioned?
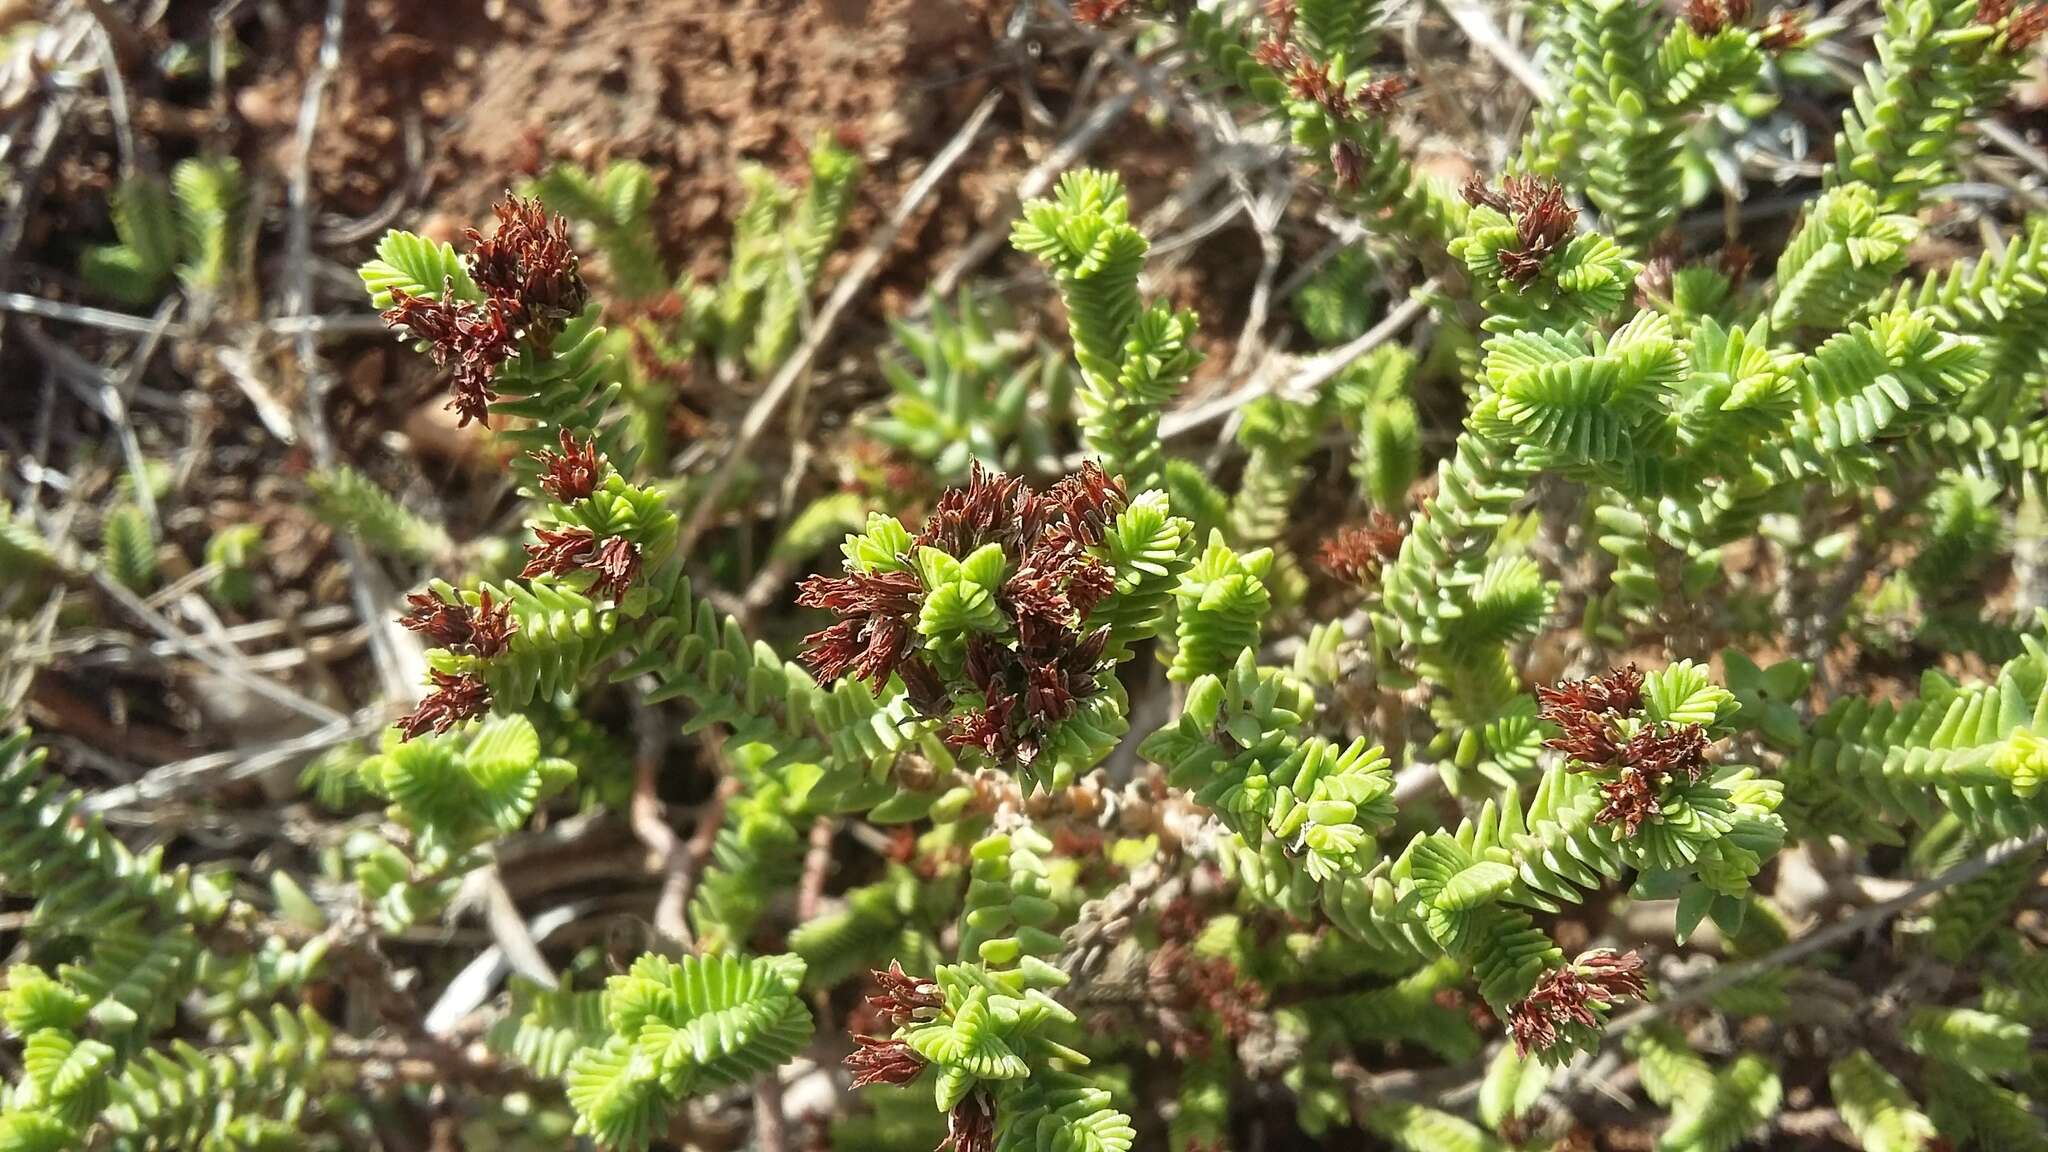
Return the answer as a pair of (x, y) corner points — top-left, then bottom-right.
(2006, 0), (2048, 48)
(379, 197), (592, 429)
(866, 962), (944, 1027)
(1353, 73), (1412, 116)
(398, 589), (517, 658)
(1254, 36), (1300, 71)
(396, 670), (493, 740)
(1284, 57), (1350, 116)
(1263, 0), (1297, 40)
(1465, 174), (1577, 286)
(1596, 768), (1664, 835)
(1622, 722), (1710, 782)
(1547, 709), (1623, 766)
(521, 525), (599, 581)
(591, 536), (642, 601)
(382, 285), (516, 427)
(796, 568), (922, 685)
(1072, 0), (1133, 25)
(1330, 140), (1364, 189)
(1718, 241), (1756, 290)
(1044, 462), (1126, 547)
(1318, 513), (1406, 585)
(943, 1090), (997, 1152)
(844, 1036), (926, 1089)
(1635, 234), (1682, 309)
(1537, 665), (1645, 720)
(1758, 6), (1808, 48)
(801, 464), (1126, 767)
(464, 196), (587, 352)
(1508, 949), (1647, 1058)
(1683, 0), (1751, 34)
(530, 427), (608, 503)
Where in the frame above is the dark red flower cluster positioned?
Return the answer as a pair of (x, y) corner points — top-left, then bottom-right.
(1462, 174), (1576, 286)
(396, 669), (493, 740)
(1248, 4), (1411, 192)
(1539, 665), (1712, 836)
(1718, 241), (1756, 290)
(1317, 513), (1406, 585)
(1253, 24), (1408, 125)
(1071, 0), (1133, 25)
(380, 196), (587, 429)
(1353, 74), (1412, 117)
(844, 1035), (926, 1089)
(1263, 0), (1296, 40)
(1634, 234), (1682, 310)
(1682, 0), (1806, 48)
(1758, 7), (1808, 48)
(1683, 0), (1751, 35)
(1623, 722), (1708, 779)
(1146, 940), (1268, 1059)
(520, 526), (641, 601)
(943, 1091), (997, 1152)
(1978, 0), (2048, 48)
(796, 567), (924, 686)
(381, 287), (515, 427)
(464, 198), (586, 352)
(1536, 664), (1644, 719)
(866, 962), (944, 1026)
(398, 588), (517, 658)
(1506, 949), (1647, 1058)
(530, 427), (608, 503)
(799, 464), (1127, 768)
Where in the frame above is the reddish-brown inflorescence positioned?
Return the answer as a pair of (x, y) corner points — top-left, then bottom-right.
(463, 196), (588, 353)
(1072, 0), (1133, 25)
(398, 588), (517, 658)
(1263, 0), (1298, 41)
(382, 286), (516, 427)
(795, 569), (923, 686)
(1537, 664), (1645, 718)
(943, 1091), (997, 1152)
(590, 536), (642, 601)
(1539, 666), (1713, 834)
(1317, 513), (1406, 585)
(1463, 174), (1576, 285)
(518, 526), (640, 601)
(1507, 949), (1648, 1057)
(1254, 36), (1303, 73)
(1621, 722), (1709, 782)
(800, 463), (1129, 767)
(844, 1036), (926, 1089)
(1284, 57), (1350, 116)
(1683, 0), (1752, 34)
(1330, 141), (1364, 189)
(1536, 665), (1642, 765)
(1596, 768), (1664, 836)
(865, 962), (944, 1027)
(396, 670), (494, 740)
(1992, 0), (2048, 48)
(530, 427), (608, 503)
(1352, 74), (1411, 117)
(1634, 234), (1682, 309)
(1546, 710), (1624, 767)
(1146, 941), (1269, 1058)
(1718, 241), (1756, 291)
(1683, 0), (1724, 33)
(378, 196), (587, 429)
(522, 525), (599, 580)
(1758, 7), (1808, 48)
